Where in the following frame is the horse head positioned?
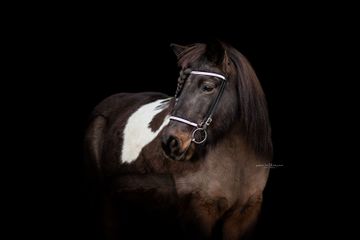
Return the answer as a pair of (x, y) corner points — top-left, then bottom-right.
(161, 41), (272, 162)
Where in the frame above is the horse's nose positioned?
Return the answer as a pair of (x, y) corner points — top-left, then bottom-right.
(162, 134), (182, 160)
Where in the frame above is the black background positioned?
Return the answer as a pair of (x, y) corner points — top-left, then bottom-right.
(8, 5), (355, 239)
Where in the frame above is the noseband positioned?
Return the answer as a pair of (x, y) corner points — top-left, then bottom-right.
(169, 70), (227, 144)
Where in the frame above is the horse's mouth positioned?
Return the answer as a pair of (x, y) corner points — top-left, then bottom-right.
(162, 143), (194, 161)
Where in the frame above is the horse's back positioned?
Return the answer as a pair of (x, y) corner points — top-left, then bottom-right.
(84, 92), (171, 176)
(92, 92), (169, 122)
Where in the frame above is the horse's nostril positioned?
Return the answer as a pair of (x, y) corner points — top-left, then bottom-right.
(168, 136), (179, 149)
(162, 135), (181, 159)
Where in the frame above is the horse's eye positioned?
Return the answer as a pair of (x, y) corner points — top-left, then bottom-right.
(201, 84), (215, 92)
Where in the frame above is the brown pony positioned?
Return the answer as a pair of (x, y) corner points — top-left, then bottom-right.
(84, 41), (272, 239)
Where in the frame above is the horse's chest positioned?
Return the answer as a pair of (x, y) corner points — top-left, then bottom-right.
(120, 99), (170, 163)
(174, 153), (241, 206)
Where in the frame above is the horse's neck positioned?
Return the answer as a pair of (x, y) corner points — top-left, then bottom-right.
(210, 122), (270, 180)
(219, 124), (257, 156)
(173, 123), (270, 205)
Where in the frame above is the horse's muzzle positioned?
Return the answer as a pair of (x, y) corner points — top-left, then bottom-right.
(161, 130), (193, 161)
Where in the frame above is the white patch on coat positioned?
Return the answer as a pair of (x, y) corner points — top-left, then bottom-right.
(121, 98), (170, 163)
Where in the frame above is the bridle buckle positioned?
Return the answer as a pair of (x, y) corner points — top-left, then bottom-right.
(205, 117), (212, 126)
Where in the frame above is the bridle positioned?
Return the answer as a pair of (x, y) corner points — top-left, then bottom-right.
(169, 70), (227, 144)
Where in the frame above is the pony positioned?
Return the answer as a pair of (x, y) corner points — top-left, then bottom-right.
(84, 41), (272, 240)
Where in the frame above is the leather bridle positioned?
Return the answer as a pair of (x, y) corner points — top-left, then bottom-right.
(169, 70), (227, 144)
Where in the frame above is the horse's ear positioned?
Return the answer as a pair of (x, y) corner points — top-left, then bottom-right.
(222, 50), (231, 74)
(170, 43), (188, 58)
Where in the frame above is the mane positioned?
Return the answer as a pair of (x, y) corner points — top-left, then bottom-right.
(177, 42), (273, 158)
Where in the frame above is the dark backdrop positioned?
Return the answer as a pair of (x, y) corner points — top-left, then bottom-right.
(13, 8), (354, 240)
(48, 28), (297, 239)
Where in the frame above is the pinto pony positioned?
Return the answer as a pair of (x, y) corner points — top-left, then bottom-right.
(84, 41), (272, 239)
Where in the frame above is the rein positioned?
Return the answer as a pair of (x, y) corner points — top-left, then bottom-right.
(169, 70), (227, 144)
